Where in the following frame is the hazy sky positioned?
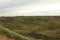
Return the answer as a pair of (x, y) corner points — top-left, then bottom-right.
(0, 0), (60, 16)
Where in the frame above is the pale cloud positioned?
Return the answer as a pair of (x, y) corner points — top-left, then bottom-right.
(0, 0), (60, 16)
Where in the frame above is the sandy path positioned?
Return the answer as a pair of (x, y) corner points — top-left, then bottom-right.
(0, 34), (15, 40)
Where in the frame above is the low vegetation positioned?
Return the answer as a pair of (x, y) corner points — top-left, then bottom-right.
(0, 26), (34, 40)
(0, 16), (60, 40)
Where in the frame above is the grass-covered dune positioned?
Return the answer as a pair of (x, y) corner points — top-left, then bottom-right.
(0, 16), (60, 40)
(0, 26), (34, 40)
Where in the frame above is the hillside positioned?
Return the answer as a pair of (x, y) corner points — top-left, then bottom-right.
(0, 16), (60, 40)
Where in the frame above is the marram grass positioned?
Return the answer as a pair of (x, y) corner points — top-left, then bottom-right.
(0, 26), (34, 40)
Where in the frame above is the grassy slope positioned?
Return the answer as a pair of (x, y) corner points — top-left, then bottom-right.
(0, 16), (60, 40)
(0, 26), (34, 40)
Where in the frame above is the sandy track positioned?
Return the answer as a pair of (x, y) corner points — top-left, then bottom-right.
(0, 34), (15, 40)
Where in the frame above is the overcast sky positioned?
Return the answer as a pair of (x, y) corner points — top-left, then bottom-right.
(0, 0), (60, 16)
